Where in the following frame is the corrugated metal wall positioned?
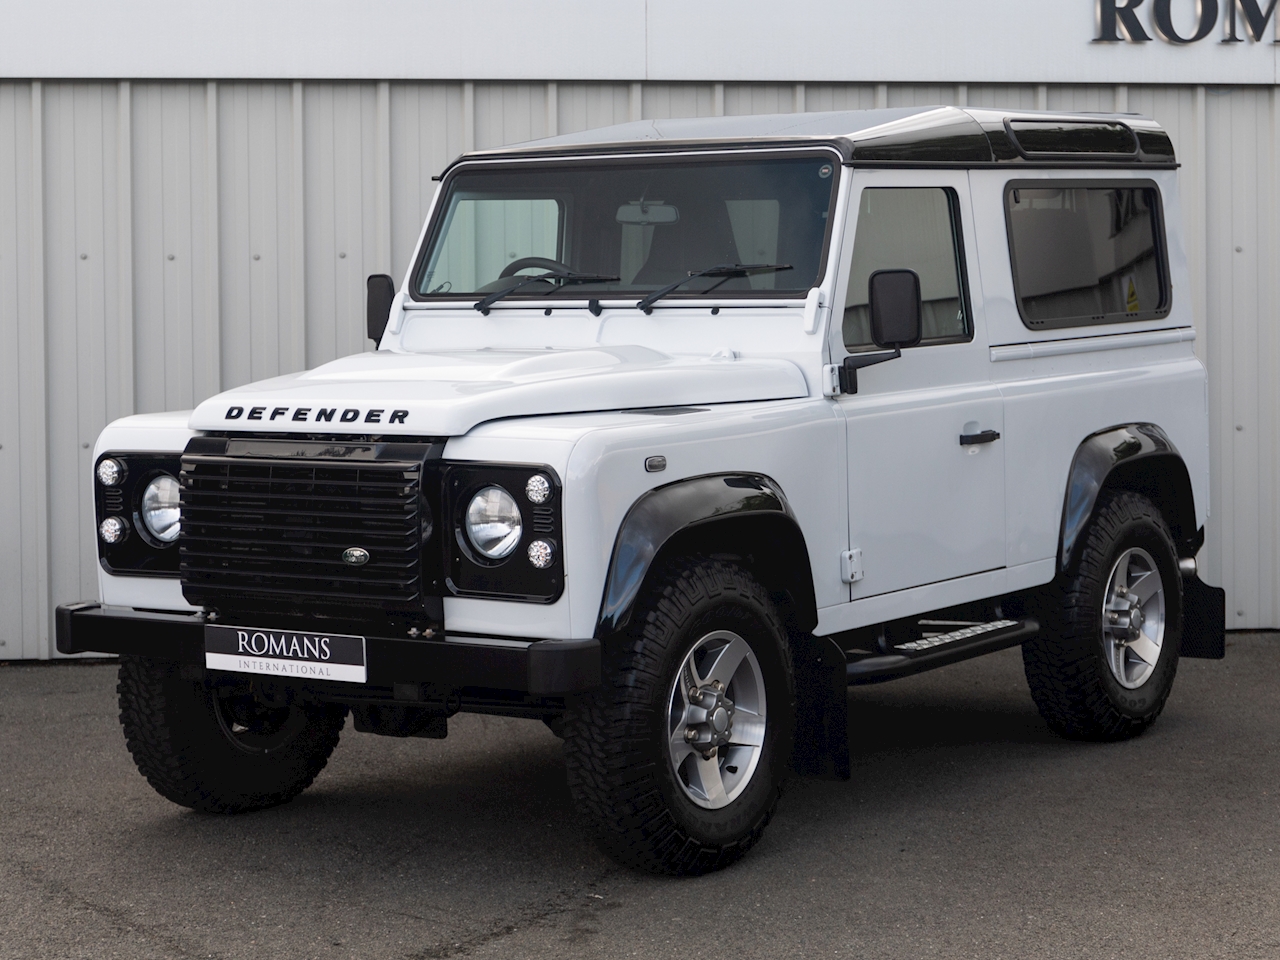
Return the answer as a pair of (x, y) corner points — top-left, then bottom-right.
(1, 79), (1276, 657)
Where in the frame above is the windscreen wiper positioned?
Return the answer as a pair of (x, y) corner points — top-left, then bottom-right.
(636, 263), (793, 314)
(475, 271), (619, 315)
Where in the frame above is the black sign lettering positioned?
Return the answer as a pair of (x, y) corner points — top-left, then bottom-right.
(389, 409), (408, 424)
(1153, 0), (1218, 41)
(316, 408), (336, 422)
(1097, 0), (1153, 39)
(292, 407), (310, 421)
(225, 406), (244, 419)
(247, 406), (265, 420)
(365, 409), (383, 423)
(340, 409), (360, 422)
(1225, 0), (1279, 39)
(270, 407), (288, 420)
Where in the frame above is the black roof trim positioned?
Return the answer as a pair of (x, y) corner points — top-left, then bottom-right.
(437, 108), (1177, 177)
(439, 138), (853, 169)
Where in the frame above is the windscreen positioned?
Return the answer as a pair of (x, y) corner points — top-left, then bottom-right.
(413, 155), (839, 302)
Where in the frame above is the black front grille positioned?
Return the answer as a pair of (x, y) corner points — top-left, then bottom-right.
(180, 447), (433, 612)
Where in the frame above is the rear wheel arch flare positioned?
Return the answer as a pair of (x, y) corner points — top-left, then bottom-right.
(1059, 423), (1197, 573)
(595, 474), (818, 638)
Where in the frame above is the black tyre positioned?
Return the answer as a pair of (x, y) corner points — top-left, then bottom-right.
(1023, 491), (1182, 741)
(118, 656), (347, 813)
(563, 557), (792, 876)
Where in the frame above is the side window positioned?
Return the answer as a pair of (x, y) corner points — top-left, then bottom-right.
(1005, 182), (1169, 329)
(843, 187), (969, 351)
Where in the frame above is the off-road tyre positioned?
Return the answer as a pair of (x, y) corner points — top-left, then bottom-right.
(118, 656), (347, 813)
(563, 557), (793, 876)
(1022, 491), (1182, 741)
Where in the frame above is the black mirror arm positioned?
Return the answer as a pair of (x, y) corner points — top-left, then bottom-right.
(838, 347), (901, 395)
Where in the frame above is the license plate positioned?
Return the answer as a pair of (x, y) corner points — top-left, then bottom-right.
(204, 624), (367, 684)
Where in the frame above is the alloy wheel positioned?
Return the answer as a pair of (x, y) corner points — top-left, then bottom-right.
(666, 630), (767, 810)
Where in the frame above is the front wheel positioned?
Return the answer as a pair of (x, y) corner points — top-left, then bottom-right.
(563, 558), (792, 875)
(1022, 492), (1182, 741)
(118, 656), (347, 813)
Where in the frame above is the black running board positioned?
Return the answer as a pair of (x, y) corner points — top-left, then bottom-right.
(846, 618), (1040, 685)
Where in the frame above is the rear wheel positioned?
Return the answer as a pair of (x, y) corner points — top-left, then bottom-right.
(563, 557), (792, 875)
(1022, 492), (1182, 741)
(118, 656), (347, 813)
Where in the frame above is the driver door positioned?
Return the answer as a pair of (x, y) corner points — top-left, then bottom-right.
(832, 172), (1005, 601)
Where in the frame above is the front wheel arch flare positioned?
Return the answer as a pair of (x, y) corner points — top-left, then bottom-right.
(595, 474), (817, 638)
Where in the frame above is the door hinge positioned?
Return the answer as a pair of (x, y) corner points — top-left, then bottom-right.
(841, 548), (864, 584)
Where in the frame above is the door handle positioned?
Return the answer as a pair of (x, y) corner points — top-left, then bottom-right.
(959, 429), (1001, 445)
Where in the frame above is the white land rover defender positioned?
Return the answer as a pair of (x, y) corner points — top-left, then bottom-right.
(59, 107), (1226, 876)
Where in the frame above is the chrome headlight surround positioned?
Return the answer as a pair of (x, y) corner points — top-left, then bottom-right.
(446, 463), (563, 602)
(94, 453), (182, 577)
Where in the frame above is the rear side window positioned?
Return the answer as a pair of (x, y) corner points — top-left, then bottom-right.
(1005, 181), (1170, 330)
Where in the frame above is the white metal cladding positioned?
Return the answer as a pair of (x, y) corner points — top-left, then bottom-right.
(0, 79), (1276, 657)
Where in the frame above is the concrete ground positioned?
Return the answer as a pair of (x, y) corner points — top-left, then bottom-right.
(0, 635), (1276, 960)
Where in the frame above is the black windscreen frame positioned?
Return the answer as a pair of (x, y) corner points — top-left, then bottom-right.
(1003, 178), (1172, 332)
(408, 148), (843, 304)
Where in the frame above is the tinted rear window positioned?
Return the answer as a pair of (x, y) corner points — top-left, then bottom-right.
(1005, 183), (1169, 330)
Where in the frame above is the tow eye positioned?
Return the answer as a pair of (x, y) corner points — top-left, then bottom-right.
(682, 680), (736, 760)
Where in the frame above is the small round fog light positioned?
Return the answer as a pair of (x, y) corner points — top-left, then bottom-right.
(525, 474), (551, 504)
(96, 458), (124, 487)
(527, 539), (554, 569)
(99, 516), (128, 544)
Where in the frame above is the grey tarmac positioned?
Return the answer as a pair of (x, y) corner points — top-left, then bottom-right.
(1, 635), (1277, 960)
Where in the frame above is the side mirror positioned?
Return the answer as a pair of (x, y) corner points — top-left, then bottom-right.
(366, 274), (396, 344)
(838, 269), (921, 395)
(868, 269), (923, 349)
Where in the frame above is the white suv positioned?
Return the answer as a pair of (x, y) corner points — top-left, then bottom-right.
(59, 107), (1226, 876)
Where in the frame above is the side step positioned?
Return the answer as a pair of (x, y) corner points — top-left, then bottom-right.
(846, 618), (1040, 685)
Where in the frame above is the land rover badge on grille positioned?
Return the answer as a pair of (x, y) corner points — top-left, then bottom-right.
(342, 547), (370, 566)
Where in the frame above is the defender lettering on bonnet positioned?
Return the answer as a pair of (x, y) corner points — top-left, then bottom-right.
(224, 405), (408, 424)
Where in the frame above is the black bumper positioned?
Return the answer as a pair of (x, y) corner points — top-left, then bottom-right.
(55, 602), (601, 696)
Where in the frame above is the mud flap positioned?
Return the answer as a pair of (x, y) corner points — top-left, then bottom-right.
(1181, 575), (1226, 659)
(789, 634), (850, 780)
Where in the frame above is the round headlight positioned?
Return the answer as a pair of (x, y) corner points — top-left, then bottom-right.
(99, 516), (128, 544)
(97, 458), (124, 487)
(465, 485), (522, 559)
(140, 475), (181, 544)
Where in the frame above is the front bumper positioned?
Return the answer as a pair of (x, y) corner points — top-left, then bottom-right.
(55, 602), (601, 696)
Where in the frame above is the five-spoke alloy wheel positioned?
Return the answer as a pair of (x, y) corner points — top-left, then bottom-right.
(1101, 547), (1166, 689)
(564, 557), (791, 875)
(1023, 491), (1183, 741)
(667, 630), (768, 810)
(118, 656), (347, 813)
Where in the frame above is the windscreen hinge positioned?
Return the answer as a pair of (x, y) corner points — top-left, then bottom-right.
(804, 288), (830, 334)
(821, 364), (841, 397)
